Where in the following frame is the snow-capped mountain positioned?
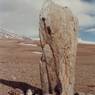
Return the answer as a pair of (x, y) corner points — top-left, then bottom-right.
(0, 27), (21, 39)
(78, 38), (95, 45)
(0, 32), (21, 39)
(0, 27), (31, 40)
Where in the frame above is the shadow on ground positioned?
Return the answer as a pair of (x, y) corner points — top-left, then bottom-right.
(0, 79), (42, 95)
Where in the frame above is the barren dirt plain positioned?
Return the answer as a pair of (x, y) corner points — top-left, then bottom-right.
(0, 38), (95, 95)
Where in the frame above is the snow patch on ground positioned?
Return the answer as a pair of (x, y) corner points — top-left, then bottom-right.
(32, 51), (42, 55)
(19, 42), (38, 47)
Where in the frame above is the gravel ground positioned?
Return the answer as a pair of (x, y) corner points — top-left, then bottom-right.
(0, 39), (95, 95)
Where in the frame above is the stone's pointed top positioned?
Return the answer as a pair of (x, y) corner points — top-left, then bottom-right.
(44, 0), (70, 9)
(42, 0), (54, 8)
(40, 0), (73, 19)
(42, 0), (69, 11)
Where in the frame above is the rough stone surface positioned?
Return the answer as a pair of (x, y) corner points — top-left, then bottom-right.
(78, 92), (85, 95)
(39, 0), (79, 95)
(86, 93), (94, 95)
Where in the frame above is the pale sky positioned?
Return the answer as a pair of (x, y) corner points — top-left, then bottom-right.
(0, 0), (95, 41)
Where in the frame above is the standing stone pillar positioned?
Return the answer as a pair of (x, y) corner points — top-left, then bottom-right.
(39, 1), (79, 95)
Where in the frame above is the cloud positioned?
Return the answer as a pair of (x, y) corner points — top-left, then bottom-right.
(79, 14), (95, 27)
(80, 25), (95, 41)
(86, 28), (95, 33)
(0, 0), (45, 37)
(53, 0), (95, 28)
(64, 0), (95, 27)
(61, 0), (95, 42)
(0, 0), (43, 13)
(81, 0), (95, 3)
(0, 0), (95, 40)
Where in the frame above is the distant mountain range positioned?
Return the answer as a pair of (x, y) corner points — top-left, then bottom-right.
(78, 38), (95, 44)
(0, 27), (32, 40)
(1, 27), (95, 44)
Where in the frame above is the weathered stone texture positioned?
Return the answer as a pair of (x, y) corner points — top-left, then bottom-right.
(39, 1), (79, 95)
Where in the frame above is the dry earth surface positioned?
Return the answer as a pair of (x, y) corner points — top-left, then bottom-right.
(0, 39), (95, 95)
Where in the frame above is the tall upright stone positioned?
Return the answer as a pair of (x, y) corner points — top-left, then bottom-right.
(39, 0), (79, 95)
